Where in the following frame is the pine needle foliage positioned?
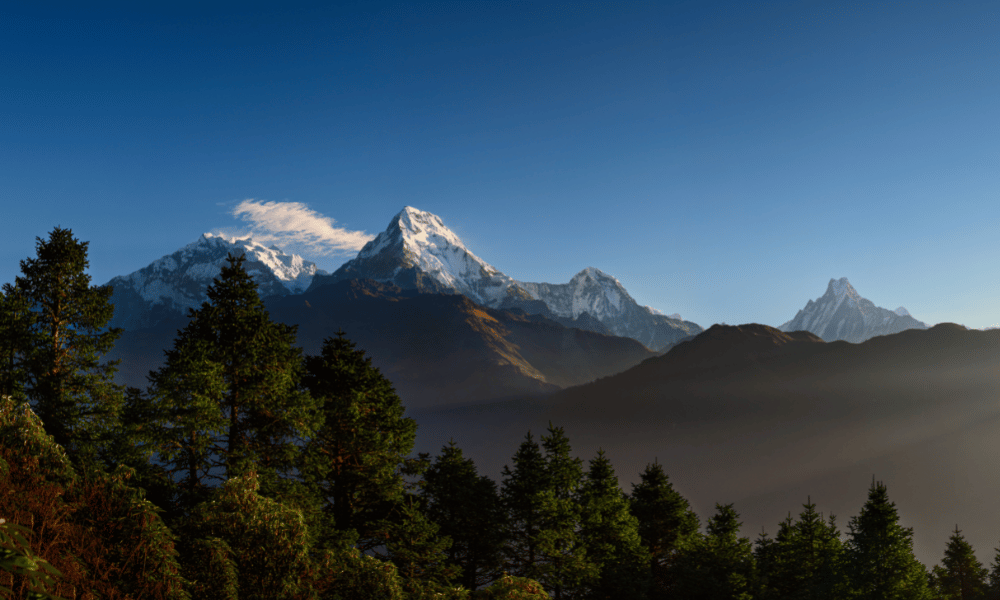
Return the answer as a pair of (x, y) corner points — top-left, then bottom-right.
(845, 479), (931, 600)
(931, 526), (987, 600)
(299, 330), (418, 551)
(147, 253), (319, 511)
(6, 227), (124, 464)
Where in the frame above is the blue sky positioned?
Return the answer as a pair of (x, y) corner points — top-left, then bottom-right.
(3, 1), (999, 328)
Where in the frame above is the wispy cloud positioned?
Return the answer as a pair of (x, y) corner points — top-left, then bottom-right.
(223, 199), (374, 257)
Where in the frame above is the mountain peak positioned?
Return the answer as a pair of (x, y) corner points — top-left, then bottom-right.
(780, 277), (927, 343)
(826, 277), (859, 300)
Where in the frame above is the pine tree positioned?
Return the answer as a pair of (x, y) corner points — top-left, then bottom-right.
(987, 543), (1000, 600)
(755, 499), (846, 600)
(422, 440), (507, 590)
(147, 253), (318, 510)
(629, 460), (699, 597)
(0, 285), (31, 400)
(501, 431), (548, 580)
(534, 424), (597, 599)
(670, 503), (756, 600)
(299, 330), (417, 551)
(6, 227), (124, 463)
(845, 478), (931, 600)
(386, 495), (463, 599)
(932, 526), (987, 600)
(576, 448), (650, 600)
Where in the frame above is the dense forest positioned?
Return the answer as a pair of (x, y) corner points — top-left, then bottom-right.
(2, 228), (1000, 600)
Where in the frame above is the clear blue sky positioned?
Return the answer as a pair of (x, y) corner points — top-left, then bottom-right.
(3, 1), (999, 328)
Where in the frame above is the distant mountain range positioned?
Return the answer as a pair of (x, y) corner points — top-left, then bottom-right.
(779, 277), (927, 343)
(103, 207), (939, 405)
(309, 207), (702, 349)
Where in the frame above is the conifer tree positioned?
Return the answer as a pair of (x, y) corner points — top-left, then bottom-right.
(422, 440), (507, 590)
(299, 330), (417, 551)
(147, 253), (318, 510)
(755, 499), (846, 600)
(931, 526), (987, 600)
(386, 495), (463, 599)
(5, 227), (124, 463)
(987, 543), (1000, 600)
(844, 478), (931, 600)
(670, 503), (756, 600)
(629, 460), (699, 597)
(501, 432), (548, 580)
(0, 285), (31, 400)
(576, 448), (650, 600)
(534, 424), (597, 599)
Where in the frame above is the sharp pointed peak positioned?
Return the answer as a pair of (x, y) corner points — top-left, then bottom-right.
(825, 277), (858, 298)
(573, 266), (614, 280)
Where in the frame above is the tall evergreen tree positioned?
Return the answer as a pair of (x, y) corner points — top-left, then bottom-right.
(534, 424), (597, 599)
(845, 478), (931, 600)
(422, 440), (507, 590)
(931, 526), (987, 600)
(987, 543), (1000, 600)
(629, 460), (699, 597)
(576, 448), (650, 600)
(299, 330), (417, 551)
(670, 503), (756, 600)
(147, 253), (318, 510)
(755, 499), (846, 600)
(501, 432), (548, 581)
(0, 285), (31, 400)
(5, 227), (123, 463)
(386, 495), (463, 599)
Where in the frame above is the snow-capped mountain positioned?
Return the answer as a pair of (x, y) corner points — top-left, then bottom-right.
(516, 268), (702, 350)
(106, 233), (324, 330)
(309, 206), (531, 306)
(779, 277), (928, 343)
(308, 207), (699, 349)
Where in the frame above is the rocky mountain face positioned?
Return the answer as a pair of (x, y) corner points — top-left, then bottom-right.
(514, 268), (702, 350)
(778, 277), (927, 343)
(105, 233), (323, 330)
(308, 207), (699, 349)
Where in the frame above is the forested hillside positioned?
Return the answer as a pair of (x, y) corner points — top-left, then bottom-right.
(3, 228), (1000, 599)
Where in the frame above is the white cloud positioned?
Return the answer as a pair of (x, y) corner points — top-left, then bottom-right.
(225, 199), (374, 257)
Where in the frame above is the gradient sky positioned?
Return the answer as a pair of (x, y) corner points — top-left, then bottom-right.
(4, 1), (999, 328)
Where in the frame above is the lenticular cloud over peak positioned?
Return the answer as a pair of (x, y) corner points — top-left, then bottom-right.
(228, 199), (374, 257)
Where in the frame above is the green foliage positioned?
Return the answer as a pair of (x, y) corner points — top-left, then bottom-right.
(501, 432), (547, 579)
(300, 330), (417, 550)
(930, 526), (987, 600)
(845, 479), (931, 600)
(629, 459), (699, 596)
(754, 498), (846, 600)
(314, 548), (406, 600)
(670, 503), (756, 600)
(532, 424), (597, 599)
(470, 574), (548, 599)
(386, 495), (462, 598)
(0, 394), (189, 600)
(422, 441), (507, 590)
(0, 518), (65, 600)
(146, 253), (320, 512)
(0, 289), (31, 401)
(6, 227), (124, 464)
(987, 542), (1000, 600)
(576, 449), (650, 600)
(181, 537), (239, 600)
(181, 471), (313, 600)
